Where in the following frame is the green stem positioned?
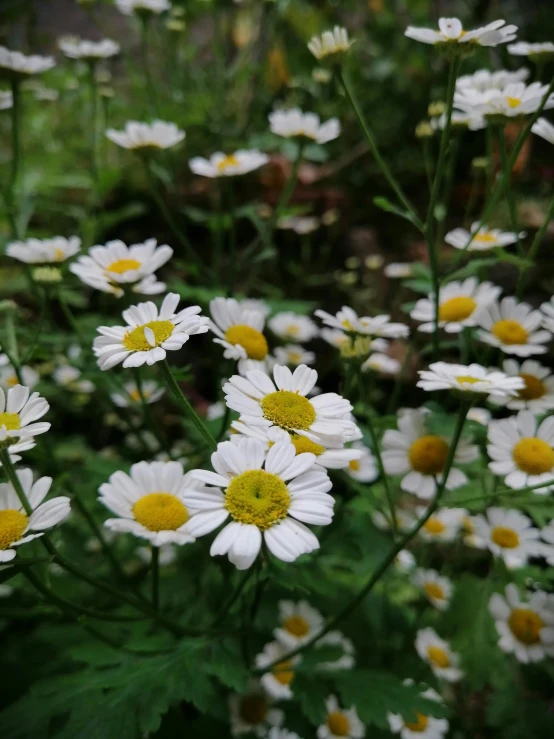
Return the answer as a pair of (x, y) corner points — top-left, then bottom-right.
(7, 78), (22, 238)
(516, 193), (554, 298)
(364, 411), (398, 537)
(20, 289), (47, 364)
(160, 359), (217, 452)
(140, 17), (159, 115)
(151, 546), (160, 609)
(211, 567), (255, 627)
(497, 126), (523, 255)
(485, 125), (494, 195)
(58, 288), (88, 351)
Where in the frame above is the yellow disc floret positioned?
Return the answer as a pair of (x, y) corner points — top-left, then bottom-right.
(106, 258), (141, 274)
(283, 614), (310, 637)
(0, 509), (28, 550)
(512, 437), (554, 475)
(123, 320), (174, 352)
(472, 231), (497, 244)
(408, 435), (449, 475)
(133, 493), (188, 532)
(405, 714), (429, 732)
(272, 660), (294, 686)
(225, 469), (290, 530)
(455, 376), (481, 385)
(427, 645), (450, 668)
(217, 154), (239, 172)
(518, 374), (546, 401)
(423, 582), (445, 600)
(491, 320), (528, 346)
(290, 434), (325, 456)
(506, 97), (522, 109)
(491, 526), (520, 549)
(224, 325), (268, 360)
(423, 517), (447, 536)
(438, 296), (477, 323)
(327, 712), (350, 737)
(0, 412), (21, 431)
(348, 459), (360, 472)
(508, 608), (544, 645)
(261, 391), (316, 432)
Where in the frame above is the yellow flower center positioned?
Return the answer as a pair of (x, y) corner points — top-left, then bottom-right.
(7, 375), (19, 387)
(463, 516), (474, 534)
(224, 325), (269, 360)
(106, 258), (141, 274)
(238, 695), (268, 725)
(507, 96), (522, 109)
(225, 469), (290, 530)
(54, 247), (66, 261)
(438, 296), (477, 323)
(132, 493), (188, 532)
(427, 645), (450, 668)
(261, 391), (316, 432)
(217, 154), (239, 172)
(472, 231), (497, 244)
(327, 712), (350, 737)
(341, 319), (353, 330)
(508, 608), (544, 645)
(512, 437), (554, 475)
(290, 434), (325, 456)
(129, 389), (142, 402)
(283, 614), (310, 637)
(272, 659), (294, 686)
(423, 517), (446, 536)
(518, 374), (546, 401)
(408, 435), (449, 475)
(123, 320), (174, 352)
(423, 582), (445, 601)
(456, 376), (480, 385)
(491, 526), (520, 549)
(405, 714), (429, 732)
(286, 325), (299, 336)
(288, 352), (302, 364)
(0, 509), (28, 550)
(491, 320), (528, 346)
(348, 459), (360, 472)
(0, 412), (21, 431)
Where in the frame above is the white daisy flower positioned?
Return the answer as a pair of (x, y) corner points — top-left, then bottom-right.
(0, 357), (38, 391)
(273, 345), (316, 368)
(372, 508), (416, 533)
(361, 353), (400, 375)
(207, 401), (225, 421)
(388, 682), (449, 739)
(269, 108), (340, 144)
(320, 328), (350, 350)
(476, 297), (551, 356)
(454, 81), (554, 119)
(382, 409), (478, 499)
(269, 312), (319, 343)
(445, 222), (523, 251)
(99, 461), (204, 547)
(274, 600), (324, 647)
(315, 307), (408, 339)
(395, 549), (416, 572)
(345, 441), (378, 483)
(224, 364), (357, 446)
(540, 294), (554, 332)
(472, 507), (540, 568)
(487, 410), (554, 494)
(411, 278), (500, 334)
(58, 37), (120, 60)
(70, 239), (173, 297)
(430, 110), (486, 131)
(189, 150), (268, 178)
(0, 91), (12, 110)
(417, 507), (467, 543)
(417, 361), (524, 397)
(0, 46), (55, 77)
(105, 120), (185, 151)
(412, 568), (453, 610)
(255, 641), (300, 700)
(115, 0), (170, 16)
(307, 27), (354, 61)
(467, 407), (491, 426)
(316, 694), (365, 739)
(509, 41), (554, 58)
(415, 628), (463, 682)
(277, 216), (320, 234)
(456, 68), (529, 92)
(228, 680), (284, 736)
(384, 262), (413, 279)
(0, 385), (50, 448)
(405, 17), (517, 47)
(185, 437), (333, 569)
(110, 380), (164, 407)
(532, 117), (554, 146)
(52, 366), (95, 393)
(93, 293), (209, 370)
(209, 297), (270, 375)
(315, 631), (355, 672)
(240, 298), (271, 319)
(490, 359), (554, 413)
(6, 236), (81, 264)
(0, 469), (70, 562)
(489, 584), (554, 663)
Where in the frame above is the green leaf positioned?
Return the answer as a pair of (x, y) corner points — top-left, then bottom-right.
(205, 639), (250, 692)
(292, 674), (328, 724)
(373, 197), (420, 228)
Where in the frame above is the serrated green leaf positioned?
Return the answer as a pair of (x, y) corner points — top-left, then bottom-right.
(205, 639), (250, 692)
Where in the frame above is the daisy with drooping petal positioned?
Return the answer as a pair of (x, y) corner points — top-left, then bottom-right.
(209, 297), (270, 375)
(224, 365), (357, 445)
(0, 385), (50, 448)
(489, 584), (554, 663)
(509, 41), (554, 59)
(361, 353), (401, 375)
(0, 47), (55, 77)
(317, 695), (365, 739)
(415, 628), (463, 682)
(489, 359), (554, 412)
(111, 380), (164, 407)
(228, 679), (284, 737)
(472, 507), (540, 568)
(273, 345), (315, 368)
(255, 641), (300, 700)
(315, 307), (409, 339)
(99, 461), (202, 547)
(70, 239), (173, 297)
(115, 0), (170, 16)
(269, 108), (340, 144)
(315, 631), (355, 672)
(411, 278), (500, 334)
(405, 18), (517, 47)
(274, 600), (324, 647)
(184, 437), (333, 569)
(345, 441), (378, 483)
(445, 222), (523, 251)
(105, 120), (185, 151)
(52, 366), (95, 393)
(382, 409), (478, 499)
(0, 356), (38, 391)
(412, 569), (453, 611)
(93, 293), (209, 370)
(268, 312), (319, 343)
(388, 682), (449, 739)
(307, 27), (354, 61)
(58, 37), (120, 60)
(487, 411), (554, 494)
(6, 236), (81, 264)
(417, 507), (467, 543)
(0, 469), (70, 562)
(190, 150), (268, 178)
(532, 117), (554, 146)
(476, 297), (551, 356)
(417, 361), (524, 397)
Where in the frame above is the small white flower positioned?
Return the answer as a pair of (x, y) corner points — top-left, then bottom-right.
(110, 380), (164, 407)
(487, 410), (554, 494)
(532, 117), (554, 146)
(454, 81), (554, 119)
(6, 236), (81, 264)
(277, 216), (320, 234)
(267, 729), (301, 739)
(274, 600), (324, 647)
(269, 312), (319, 343)
(115, 0), (170, 16)
(315, 631), (355, 672)
(430, 110), (485, 131)
(388, 682), (449, 739)
(105, 120), (185, 151)
(476, 297), (551, 356)
(273, 345), (316, 367)
(269, 108), (340, 144)
(52, 365), (95, 394)
(93, 293), (209, 370)
(540, 294), (554, 332)
(361, 353), (400, 375)
(0, 357), (38, 391)
(209, 297), (270, 376)
(540, 522), (554, 565)
(317, 694), (365, 739)
(411, 278), (500, 334)
(320, 328), (350, 350)
(207, 401), (225, 421)
(70, 239), (173, 297)
(0, 385), (50, 448)
(395, 549), (416, 573)
(412, 568), (453, 610)
(344, 441), (378, 482)
(405, 17), (517, 47)
(417, 507), (467, 543)
(307, 27), (354, 61)
(384, 262), (413, 279)
(0, 46), (55, 76)
(417, 361), (524, 397)
(445, 222), (523, 251)
(228, 680), (284, 736)
(99, 461), (202, 547)
(467, 407), (491, 425)
(0, 469), (70, 562)
(415, 627), (463, 682)
(0, 90), (12, 110)
(472, 507), (541, 568)
(457, 68), (529, 92)
(255, 641), (300, 700)
(382, 408), (478, 499)
(190, 150), (268, 178)
(315, 306), (408, 339)
(136, 543), (177, 566)
(58, 37), (120, 60)
(508, 41), (554, 58)
(489, 584), (554, 662)
(490, 359), (554, 413)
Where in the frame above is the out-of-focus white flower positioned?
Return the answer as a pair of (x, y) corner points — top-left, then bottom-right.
(490, 359), (554, 413)
(106, 120), (185, 151)
(307, 27), (354, 61)
(52, 366), (95, 393)
(274, 600), (324, 647)
(315, 631), (355, 672)
(115, 0), (170, 15)
(6, 236), (81, 264)
(445, 222), (524, 251)
(269, 108), (340, 144)
(532, 117), (554, 146)
(58, 37), (120, 60)
(269, 312), (318, 342)
(344, 441), (378, 483)
(508, 41), (554, 59)
(388, 682), (449, 739)
(316, 694), (365, 738)
(467, 407), (491, 425)
(395, 549), (416, 572)
(431, 110), (485, 131)
(190, 150), (268, 178)
(0, 90), (12, 109)
(362, 353), (401, 375)
(316, 306), (409, 338)
(0, 47), (55, 77)
(476, 297), (551, 357)
(136, 543), (177, 566)
(455, 81), (554, 119)
(457, 68), (529, 92)
(228, 680), (284, 737)
(206, 401), (225, 421)
(0, 357), (39, 391)
(415, 627), (463, 682)
(472, 507), (541, 568)
(111, 380), (164, 407)
(412, 568), (453, 610)
(417, 361), (524, 397)
(405, 18), (517, 47)
(384, 262), (413, 279)
(273, 345), (316, 367)
(255, 641), (300, 700)
(209, 297), (270, 376)
(417, 507), (467, 543)
(277, 215), (320, 234)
